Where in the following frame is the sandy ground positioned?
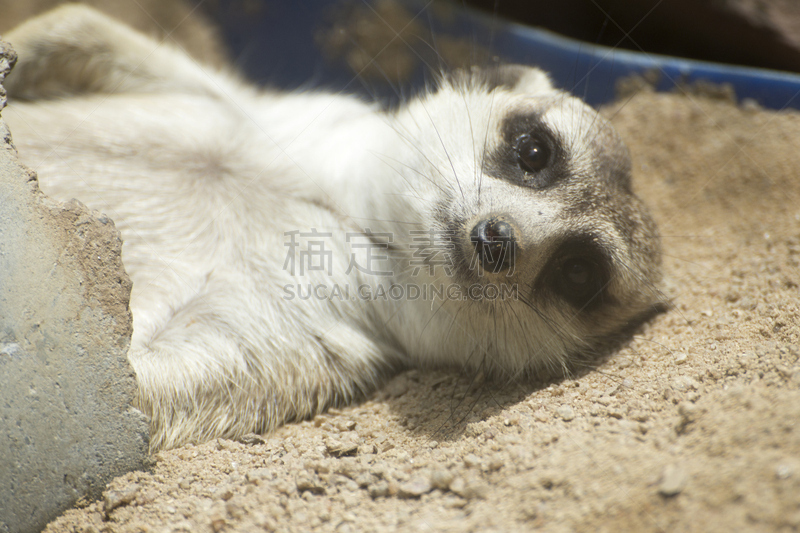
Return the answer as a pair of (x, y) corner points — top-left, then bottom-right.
(39, 84), (800, 532)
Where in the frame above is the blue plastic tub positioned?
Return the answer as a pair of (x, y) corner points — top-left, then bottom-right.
(209, 0), (800, 111)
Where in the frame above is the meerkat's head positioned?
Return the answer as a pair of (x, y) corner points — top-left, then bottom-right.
(385, 65), (663, 377)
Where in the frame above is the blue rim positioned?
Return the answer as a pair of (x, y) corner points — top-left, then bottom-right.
(208, 0), (800, 111)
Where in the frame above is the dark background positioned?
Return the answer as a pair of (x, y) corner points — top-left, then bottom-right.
(465, 0), (800, 74)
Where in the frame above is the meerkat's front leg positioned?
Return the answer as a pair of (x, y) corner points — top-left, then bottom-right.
(4, 4), (231, 100)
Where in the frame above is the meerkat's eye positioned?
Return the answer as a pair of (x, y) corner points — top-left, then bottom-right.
(564, 259), (591, 285)
(554, 257), (608, 310)
(515, 133), (551, 173)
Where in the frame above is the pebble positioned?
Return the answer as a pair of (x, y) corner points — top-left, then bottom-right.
(215, 438), (240, 451)
(449, 476), (466, 495)
(210, 518), (226, 533)
(449, 476), (489, 500)
(368, 480), (391, 499)
(226, 498), (245, 519)
(326, 437), (359, 457)
(295, 471), (326, 494)
(487, 457), (504, 471)
(334, 459), (362, 479)
(674, 352), (688, 364)
(355, 472), (377, 488)
(430, 469), (454, 490)
(398, 476), (433, 498)
(556, 405), (575, 421)
(103, 485), (140, 515)
(442, 495), (468, 508)
(463, 454), (482, 468)
(594, 396), (612, 406)
(740, 98), (761, 112)
(236, 433), (266, 445)
(247, 468), (274, 484)
(676, 402), (699, 434)
(776, 463), (794, 480)
(335, 420), (357, 432)
(213, 486), (235, 501)
(677, 402), (698, 418)
(359, 443), (378, 455)
(671, 376), (699, 391)
(658, 464), (688, 496)
(615, 356), (633, 368)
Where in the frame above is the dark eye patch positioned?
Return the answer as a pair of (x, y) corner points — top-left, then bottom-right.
(483, 111), (568, 190)
(536, 235), (615, 312)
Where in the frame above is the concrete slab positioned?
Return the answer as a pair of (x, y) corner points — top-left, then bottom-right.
(0, 41), (150, 533)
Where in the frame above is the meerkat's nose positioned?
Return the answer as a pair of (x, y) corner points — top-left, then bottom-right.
(470, 217), (517, 273)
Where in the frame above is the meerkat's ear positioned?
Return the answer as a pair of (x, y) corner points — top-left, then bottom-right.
(485, 64), (555, 95)
(444, 64), (555, 96)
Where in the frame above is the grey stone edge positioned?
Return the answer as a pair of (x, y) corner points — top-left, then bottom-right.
(0, 40), (150, 533)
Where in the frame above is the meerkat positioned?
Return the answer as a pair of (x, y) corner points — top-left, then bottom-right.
(3, 5), (662, 451)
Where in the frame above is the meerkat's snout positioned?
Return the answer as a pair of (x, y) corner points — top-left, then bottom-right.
(467, 214), (612, 313)
(470, 216), (518, 273)
(464, 206), (612, 313)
